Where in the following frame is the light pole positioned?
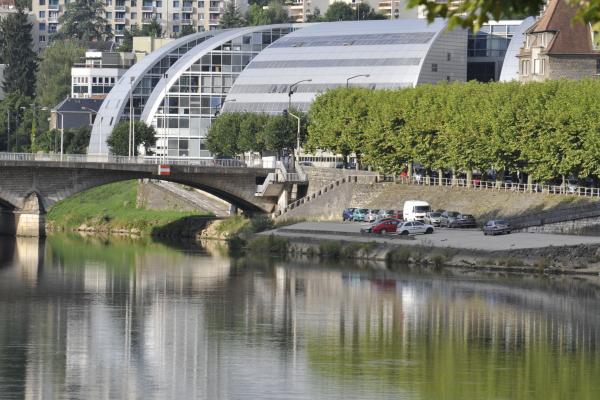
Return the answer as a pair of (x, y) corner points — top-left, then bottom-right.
(28, 103), (49, 151)
(56, 110), (64, 160)
(287, 79), (312, 171)
(129, 76), (136, 157)
(287, 79), (312, 112)
(6, 109), (10, 152)
(162, 73), (168, 163)
(346, 74), (370, 88)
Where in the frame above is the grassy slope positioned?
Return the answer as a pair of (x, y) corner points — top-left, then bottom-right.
(47, 180), (212, 234)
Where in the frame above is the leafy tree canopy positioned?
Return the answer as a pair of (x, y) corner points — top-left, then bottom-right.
(0, 8), (37, 97)
(219, 1), (246, 28)
(107, 121), (157, 156)
(323, 2), (386, 21)
(246, 1), (289, 25)
(57, 0), (111, 41)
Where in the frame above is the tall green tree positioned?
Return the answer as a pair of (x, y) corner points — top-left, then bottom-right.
(35, 40), (86, 108)
(107, 121), (157, 156)
(206, 113), (243, 157)
(407, 0), (600, 31)
(246, 1), (289, 25)
(117, 26), (139, 52)
(179, 25), (196, 38)
(0, 92), (32, 152)
(0, 8), (37, 97)
(324, 2), (355, 21)
(219, 1), (246, 28)
(57, 0), (111, 41)
(141, 18), (163, 37)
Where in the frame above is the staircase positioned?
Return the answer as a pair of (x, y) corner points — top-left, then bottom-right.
(255, 161), (308, 197)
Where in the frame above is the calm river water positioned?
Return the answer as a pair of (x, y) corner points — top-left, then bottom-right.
(1, 234), (600, 400)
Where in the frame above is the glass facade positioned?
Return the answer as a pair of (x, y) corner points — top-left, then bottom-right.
(151, 27), (293, 158)
(467, 24), (515, 58)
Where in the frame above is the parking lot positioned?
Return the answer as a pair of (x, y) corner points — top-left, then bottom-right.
(274, 221), (600, 251)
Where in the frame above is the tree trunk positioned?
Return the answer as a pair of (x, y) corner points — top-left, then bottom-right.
(527, 174), (533, 192)
(438, 168), (443, 186)
(466, 169), (473, 188)
(408, 161), (413, 179)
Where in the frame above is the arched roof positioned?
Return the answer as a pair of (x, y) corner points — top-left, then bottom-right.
(223, 19), (451, 114)
(140, 24), (296, 124)
(499, 17), (536, 81)
(87, 30), (219, 154)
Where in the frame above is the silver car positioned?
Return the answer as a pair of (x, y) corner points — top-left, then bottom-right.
(396, 221), (435, 235)
(424, 211), (442, 226)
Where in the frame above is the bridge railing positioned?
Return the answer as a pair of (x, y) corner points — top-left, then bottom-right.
(0, 152), (250, 168)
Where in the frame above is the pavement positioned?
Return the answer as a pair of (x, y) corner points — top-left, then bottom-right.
(271, 221), (600, 251)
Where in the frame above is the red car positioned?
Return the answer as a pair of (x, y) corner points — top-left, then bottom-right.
(361, 218), (402, 234)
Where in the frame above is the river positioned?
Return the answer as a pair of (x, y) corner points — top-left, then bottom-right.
(1, 234), (600, 400)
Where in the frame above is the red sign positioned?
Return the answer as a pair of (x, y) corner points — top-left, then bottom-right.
(158, 165), (171, 176)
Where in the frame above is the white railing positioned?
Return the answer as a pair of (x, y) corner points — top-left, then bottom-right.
(0, 152), (250, 168)
(256, 172), (277, 196)
(391, 175), (600, 198)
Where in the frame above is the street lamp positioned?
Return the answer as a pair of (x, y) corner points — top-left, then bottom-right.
(287, 79), (312, 112)
(28, 103), (49, 151)
(346, 74), (370, 88)
(162, 73), (168, 163)
(129, 76), (136, 157)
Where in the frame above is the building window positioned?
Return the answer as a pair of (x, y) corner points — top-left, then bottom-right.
(520, 60), (530, 76)
(39, 23), (46, 31)
(173, 25), (180, 32)
(39, 0), (45, 5)
(174, 0), (179, 6)
(431, 63), (438, 72)
(39, 11), (45, 18)
(39, 35), (46, 42)
(131, 12), (137, 19)
(447, 52), (451, 61)
(106, 12), (112, 19)
(533, 58), (544, 75)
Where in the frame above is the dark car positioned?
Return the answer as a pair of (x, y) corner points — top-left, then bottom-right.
(483, 220), (511, 235)
(361, 218), (401, 234)
(453, 214), (477, 228)
(440, 211), (460, 227)
(342, 208), (355, 221)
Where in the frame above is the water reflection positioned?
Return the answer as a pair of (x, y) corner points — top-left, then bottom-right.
(1, 235), (600, 399)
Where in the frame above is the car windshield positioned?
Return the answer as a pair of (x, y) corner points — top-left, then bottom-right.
(461, 214), (474, 219)
(370, 210), (379, 213)
(356, 209), (368, 213)
(429, 212), (441, 217)
(496, 220), (508, 225)
(447, 212), (460, 217)
(414, 206), (430, 213)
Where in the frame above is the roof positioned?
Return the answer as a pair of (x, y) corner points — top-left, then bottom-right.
(528, 0), (599, 55)
(55, 97), (103, 113)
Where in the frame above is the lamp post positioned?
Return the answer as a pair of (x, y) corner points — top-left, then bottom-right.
(5, 109), (9, 152)
(56, 111), (64, 160)
(162, 73), (168, 163)
(129, 76), (136, 157)
(287, 79), (312, 171)
(28, 103), (49, 151)
(287, 79), (312, 112)
(346, 74), (370, 88)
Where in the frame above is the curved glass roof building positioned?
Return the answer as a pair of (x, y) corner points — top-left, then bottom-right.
(88, 19), (470, 158)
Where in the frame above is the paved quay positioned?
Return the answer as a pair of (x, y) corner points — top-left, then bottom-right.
(270, 221), (600, 251)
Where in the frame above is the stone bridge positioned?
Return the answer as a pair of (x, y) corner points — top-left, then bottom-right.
(0, 155), (294, 237)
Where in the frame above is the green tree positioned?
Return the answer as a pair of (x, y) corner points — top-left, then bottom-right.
(261, 114), (295, 157)
(306, 7), (324, 22)
(58, 0), (111, 41)
(117, 25), (139, 52)
(407, 0), (600, 31)
(35, 40), (86, 108)
(0, 92), (33, 152)
(206, 112), (243, 157)
(0, 8), (37, 97)
(246, 1), (289, 25)
(356, 3), (386, 20)
(107, 121), (157, 156)
(219, 1), (246, 28)
(239, 113), (269, 155)
(324, 2), (354, 21)
(141, 18), (162, 37)
(179, 25), (196, 38)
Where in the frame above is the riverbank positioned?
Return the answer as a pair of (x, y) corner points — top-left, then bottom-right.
(47, 180), (214, 236)
(255, 222), (600, 275)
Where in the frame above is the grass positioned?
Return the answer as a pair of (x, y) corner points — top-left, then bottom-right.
(47, 180), (213, 235)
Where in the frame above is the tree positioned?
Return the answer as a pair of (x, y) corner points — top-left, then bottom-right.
(261, 114), (295, 157)
(407, 0), (600, 31)
(57, 0), (111, 41)
(179, 25), (196, 38)
(0, 92), (33, 152)
(35, 41), (86, 108)
(246, 1), (290, 25)
(117, 26), (139, 52)
(206, 112), (243, 157)
(141, 18), (162, 38)
(219, 0), (246, 28)
(306, 7), (324, 22)
(0, 8), (37, 97)
(239, 113), (269, 155)
(107, 121), (157, 156)
(324, 2), (354, 21)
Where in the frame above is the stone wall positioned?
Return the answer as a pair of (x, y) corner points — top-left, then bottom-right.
(548, 56), (599, 80)
(137, 180), (207, 212)
(303, 167), (376, 196)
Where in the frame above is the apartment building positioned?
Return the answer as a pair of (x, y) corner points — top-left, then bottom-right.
(32, 0), (248, 52)
(71, 51), (136, 99)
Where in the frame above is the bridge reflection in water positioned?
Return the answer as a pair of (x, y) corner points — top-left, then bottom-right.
(0, 236), (599, 399)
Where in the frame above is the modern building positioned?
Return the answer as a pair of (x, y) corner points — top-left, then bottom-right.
(71, 51), (136, 99)
(32, 0), (249, 52)
(224, 19), (467, 114)
(517, 0), (600, 82)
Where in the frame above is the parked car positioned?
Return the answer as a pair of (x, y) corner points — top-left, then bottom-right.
(483, 220), (511, 235)
(342, 208), (356, 221)
(440, 211), (461, 227)
(403, 200), (431, 221)
(364, 209), (381, 223)
(378, 209), (402, 219)
(452, 213), (477, 228)
(351, 208), (369, 222)
(396, 221), (435, 235)
(361, 218), (402, 234)
(424, 211), (443, 226)
(299, 161), (313, 167)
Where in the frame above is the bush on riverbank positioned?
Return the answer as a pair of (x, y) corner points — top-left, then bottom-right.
(47, 180), (213, 235)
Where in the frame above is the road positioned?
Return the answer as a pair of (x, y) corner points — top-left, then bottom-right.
(271, 221), (600, 251)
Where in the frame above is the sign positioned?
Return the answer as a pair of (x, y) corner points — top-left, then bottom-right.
(158, 165), (171, 176)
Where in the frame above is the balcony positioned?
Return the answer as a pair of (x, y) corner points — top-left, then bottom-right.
(48, 16), (59, 23)
(181, 19), (192, 25)
(182, 6), (193, 12)
(208, 19), (219, 25)
(47, 4), (59, 11)
(115, 5), (126, 11)
(142, 18), (155, 23)
(142, 6), (155, 11)
(114, 17), (126, 23)
(209, 7), (220, 12)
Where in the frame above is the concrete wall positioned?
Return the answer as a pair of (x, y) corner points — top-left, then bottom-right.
(304, 167), (377, 196)
(418, 27), (468, 84)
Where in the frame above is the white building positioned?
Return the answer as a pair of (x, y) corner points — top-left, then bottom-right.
(32, 0), (249, 52)
(285, 0), (421, 23)
(71, 51), (135, 99)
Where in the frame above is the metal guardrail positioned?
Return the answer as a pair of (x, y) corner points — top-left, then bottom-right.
(392, 176), (600, 198)
(0, 152), (249, 168)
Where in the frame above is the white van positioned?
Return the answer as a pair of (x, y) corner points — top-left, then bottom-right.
(403, 200), (431, 222)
